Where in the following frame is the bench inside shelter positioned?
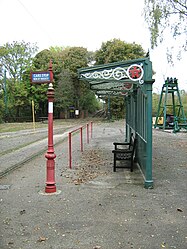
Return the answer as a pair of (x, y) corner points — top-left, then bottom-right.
(112, 133), (137, 172)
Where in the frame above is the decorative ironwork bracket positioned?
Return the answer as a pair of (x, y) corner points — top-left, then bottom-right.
(80, 63), (144, 85)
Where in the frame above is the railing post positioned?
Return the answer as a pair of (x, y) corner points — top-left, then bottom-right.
(90, 121), (93, 139)
(80, 127), (83, 152)
(68, 132), (72, 169)
(68, 123), (91, 169)
(86, 123), (89, 144)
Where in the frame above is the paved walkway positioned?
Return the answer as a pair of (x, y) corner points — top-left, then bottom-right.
(0, 120), (187, 249)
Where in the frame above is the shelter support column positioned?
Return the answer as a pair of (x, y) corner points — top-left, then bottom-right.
(133, 89), (138, 162)
(107, 94), (111, 120)
(133, 89), (137, 131)
(125, 97), (128, 141)
(144, 80), (154, 189)
(125, 96), (131, 141)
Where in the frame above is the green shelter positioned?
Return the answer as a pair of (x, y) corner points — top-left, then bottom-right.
(78, 58), (155, 188)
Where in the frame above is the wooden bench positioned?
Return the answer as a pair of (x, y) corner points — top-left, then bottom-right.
(112, 133), (137, 172)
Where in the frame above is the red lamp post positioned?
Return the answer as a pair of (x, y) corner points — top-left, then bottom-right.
(45, 61), (56, 193)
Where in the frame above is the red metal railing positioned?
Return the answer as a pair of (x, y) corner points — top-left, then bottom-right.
(90, 121), (93, 139)
(68, 122), (93, 169)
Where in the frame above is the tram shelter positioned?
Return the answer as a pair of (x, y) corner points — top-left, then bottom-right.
(78, 58), (155, 188)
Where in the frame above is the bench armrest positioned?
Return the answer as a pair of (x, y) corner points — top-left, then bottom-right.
(113, 142), (131, 150)
(113, 142), (130, 145)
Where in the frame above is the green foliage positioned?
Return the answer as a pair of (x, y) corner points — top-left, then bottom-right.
(0, 41), (38, 121)
(33, 46), (99, 116)
(4, 79), (30, 118)
(0, 96), (4, 123)
(95, 39), (146, 64)
(109, 97), (126, 119)
(55, 68), (100, 114)
(179, 90), (187, 116)
(32, 49), (52, 71)
(0, 39), (147, 122)
(50, 46), (97, 113)
(79, 84), (100, 113)
(62, 47), (89, 74)
(55, 69), (75, 111)
(0, 41), (38, 83)
(144, 0), (187, 54)
(30, 84), (48, 102)
(12, 82), (29, 107)
(152, 92), (160, 116)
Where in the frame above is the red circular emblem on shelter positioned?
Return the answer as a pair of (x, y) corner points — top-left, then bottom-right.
(127, 64), (143, 81)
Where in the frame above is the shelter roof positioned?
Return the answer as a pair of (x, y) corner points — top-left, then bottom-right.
(78, 57), (153, 96)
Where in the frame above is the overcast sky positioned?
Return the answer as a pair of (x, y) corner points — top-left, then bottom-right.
(1, 0), (187, 91)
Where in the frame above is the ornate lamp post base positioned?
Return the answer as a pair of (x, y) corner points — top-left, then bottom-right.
(45, 152), (56, 193)
(45, 80), (57, 193)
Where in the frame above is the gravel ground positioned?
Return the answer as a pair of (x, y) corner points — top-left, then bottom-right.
(0, 120), (186, 249)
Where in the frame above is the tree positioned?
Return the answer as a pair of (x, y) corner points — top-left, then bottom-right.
(152, 92), (160, 116)
(0, 88), (4, 122)
(0, 41), (38, 83)
(144, 0), (187, 55)
(10, 81), (29, 117)
(55, 69), (75, 116)
(49, 46), (97, 113)
(0, 41), (38, 120)
(32, 46), (99, 117)
(62, 47), (89, 74)
(32, 49), (52, 71)
(79, 82), (100, 113)
(180, 90), (187, 116)
(95, 38), (146, 64)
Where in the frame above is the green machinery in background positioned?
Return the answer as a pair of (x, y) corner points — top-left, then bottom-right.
(154, 77), (187, 132)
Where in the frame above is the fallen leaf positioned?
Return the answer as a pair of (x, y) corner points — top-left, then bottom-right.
(20, 210), (26, 215)
(177, 208), (183, 212)
(8, 241), (14, 245)
(37, 237), (47, 242)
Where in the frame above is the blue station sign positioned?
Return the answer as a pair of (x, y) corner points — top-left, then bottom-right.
(30, 71), (53, 84)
